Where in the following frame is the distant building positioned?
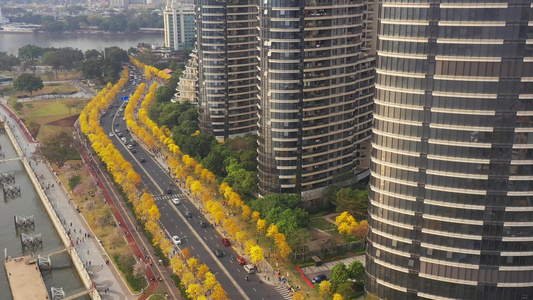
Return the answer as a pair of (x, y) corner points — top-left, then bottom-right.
(0, 6), (9, 24)
(110, 0), (129, 10)
(163, 0), (195, 51)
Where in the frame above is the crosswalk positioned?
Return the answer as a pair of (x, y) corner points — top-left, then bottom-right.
(153, 194), (185, 201)
(273, 286), (293, 300)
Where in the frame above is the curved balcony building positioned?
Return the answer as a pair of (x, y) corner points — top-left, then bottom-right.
(366, 1), (533, 299)
(195, 0), (258, 140)
(257, 0), (375, 199)
(173, 53), (198, 103)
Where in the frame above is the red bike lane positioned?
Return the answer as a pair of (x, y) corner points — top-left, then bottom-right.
(77, 142), (160, 299)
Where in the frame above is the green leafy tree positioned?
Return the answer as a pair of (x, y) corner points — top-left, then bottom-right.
(58, 48), (84, 70)
(348, 260), (365, 283)
(13, 73), (44, 98)
(155, 86), (175, 103)
(0, 52), (21, 71)
(21, 60), (37, 74)
(87, 15), (104, 26)
(127, 47), (139, 55)
(224, 168), (257, 196)
(18, 44), (42, 61)
(201, 144), (228, 177)
(287, 228), (311, 253)
(40, 132), (78, 168)
(137, 48), (158, 65)
(337, 282), (357, 299)
(330, 263), (350, 291)
(334, 188), (369, 217)
(276, 208), (309, 236)
(42, 51), (63, 79)
(42, 21), (67, 33)
(69, 174), (82, 190)
(78, 57), (104, 80)
(84, 49), (101, 59)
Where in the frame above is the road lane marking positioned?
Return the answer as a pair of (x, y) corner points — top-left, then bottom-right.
(168, 203), (249, 299)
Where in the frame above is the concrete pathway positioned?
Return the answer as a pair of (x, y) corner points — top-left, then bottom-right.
(310, 212), (340, 225)
(300, 255), (365, 276)
(0, 99), (137, 300)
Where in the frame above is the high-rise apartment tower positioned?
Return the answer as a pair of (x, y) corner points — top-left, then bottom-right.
(366, 1), (533, 299)
(256, 0), (375, 199)
(194, 0), (259, 140)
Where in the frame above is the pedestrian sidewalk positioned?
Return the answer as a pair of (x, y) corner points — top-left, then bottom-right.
(0, 101), (137, 300)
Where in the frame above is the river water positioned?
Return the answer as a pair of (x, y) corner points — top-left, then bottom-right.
(0, 131), (85, 299)
(0, 31), (164, 54)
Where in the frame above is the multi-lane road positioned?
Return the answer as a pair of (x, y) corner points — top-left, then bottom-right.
(99, 76), (287, 300)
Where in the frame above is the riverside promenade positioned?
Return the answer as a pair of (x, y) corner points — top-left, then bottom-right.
(0, 98), (136, 300)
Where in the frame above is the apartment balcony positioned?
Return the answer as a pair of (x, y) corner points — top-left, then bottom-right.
(304, 50), (331, 59)
(305, 9), (331, 18)
(305, 29), (337, 39)
(305, 19), (333, 28)
(305, 0), (333, 6)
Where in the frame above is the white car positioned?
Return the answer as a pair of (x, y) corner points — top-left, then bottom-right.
(172, 236), (181, 245)
(109, 132), (114, 137)
(172, 198), (181, 205)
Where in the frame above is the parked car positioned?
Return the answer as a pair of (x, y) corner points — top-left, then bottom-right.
(244, 264), (255, 274)
(213, 249), (224, 258)
(172, 198), (181, 205)
(311, 274), (327, 284)
(222, 238), (231, 247)
(172, 236), (181, 245)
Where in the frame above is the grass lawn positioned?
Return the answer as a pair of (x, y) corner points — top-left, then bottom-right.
(37, 125), (71, 141)
(0, 82), (78, 98)
(31, 101), (71, 117)
(7, 97), (90, 139)
(309, 218), (336, 231)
